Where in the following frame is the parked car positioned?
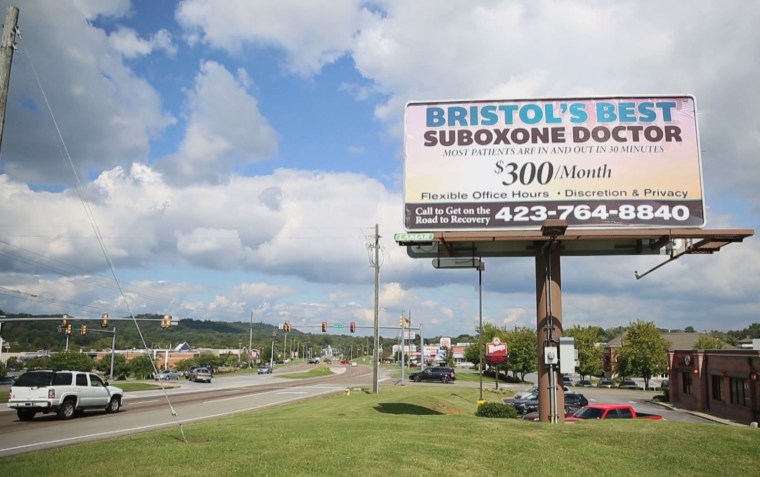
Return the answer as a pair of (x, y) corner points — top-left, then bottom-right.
(597, 379), (615, 388)
(350, 361), (358, 367)
(512, 392), (587, 415)
(511, 394), (539, 414)
(567, 404), (663, 421)
(340, 359), (350, 365)
(154, 370), (181, 381)
(563, 392), (589, 408)
(257, 365), (272, 375)
(514, 385), (538, 400)
(521, 406), (579, 421)
(575, 379), (593, 387)
(618, 379), (641, 390)
(409, 366), (456, 383)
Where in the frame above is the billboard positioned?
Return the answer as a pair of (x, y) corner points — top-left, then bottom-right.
(404, 96), (705, 230)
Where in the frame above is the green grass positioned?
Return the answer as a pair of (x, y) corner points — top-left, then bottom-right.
(116, 382), (172, 392)
(0, 390), (6, 403)
(1, 385), (757, 477)
(277, 365), (334, 379)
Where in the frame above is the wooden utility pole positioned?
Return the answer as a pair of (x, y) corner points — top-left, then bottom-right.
(0, 5), (19, 154)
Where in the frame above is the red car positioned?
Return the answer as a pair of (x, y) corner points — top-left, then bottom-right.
(340, 359), (350, 364)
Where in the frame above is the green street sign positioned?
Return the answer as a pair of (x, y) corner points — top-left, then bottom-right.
(394, 232), (435, 242)
(334, 324), (345, 328)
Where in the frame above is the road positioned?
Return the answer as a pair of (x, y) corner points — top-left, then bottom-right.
(0, 363), (377, 457)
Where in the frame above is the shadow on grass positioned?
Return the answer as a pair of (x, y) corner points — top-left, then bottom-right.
(374, 403), (443, 415)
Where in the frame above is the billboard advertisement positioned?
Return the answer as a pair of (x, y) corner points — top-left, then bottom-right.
(404, 96), (705, 230)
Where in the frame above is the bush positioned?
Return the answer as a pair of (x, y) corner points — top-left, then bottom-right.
(475, 402), (518, 419)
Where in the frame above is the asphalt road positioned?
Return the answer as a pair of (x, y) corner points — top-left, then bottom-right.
(0, 363), (376, 457)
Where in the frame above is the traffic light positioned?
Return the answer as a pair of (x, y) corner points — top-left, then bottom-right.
(321, 321), (327, 332)
(161, 314), (172, 328)
(101, 313), (109, 328)
(81, 324), (88, 335)
(399, 316), (404, 327)
(284, 321), (291, 332)
(65, 323), (72, 335)
(62, 314), (69, 328)
(350, 321), (356, 333)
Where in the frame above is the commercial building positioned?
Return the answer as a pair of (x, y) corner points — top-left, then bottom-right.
(668, 348), (760, 424)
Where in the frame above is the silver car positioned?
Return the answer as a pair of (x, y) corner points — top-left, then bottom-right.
(188, 367), (212, 383)
(155, 370), (181, 381)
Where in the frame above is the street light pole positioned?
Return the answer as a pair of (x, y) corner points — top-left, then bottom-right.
(249, 311), (253, 368)
(270, 330), (276, 369)
(109, 327), (116, 381)
(478, 262), (484, 401)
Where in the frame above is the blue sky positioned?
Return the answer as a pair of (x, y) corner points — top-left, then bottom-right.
(0, 0), (758, 340)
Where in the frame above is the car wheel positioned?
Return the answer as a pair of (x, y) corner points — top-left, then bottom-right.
(106, 396), (121, 413)
(414, 376), (421, 382)
(17, 409), (36, 421)
(442, 376), (449, 384)
(57, 399), (77, 420)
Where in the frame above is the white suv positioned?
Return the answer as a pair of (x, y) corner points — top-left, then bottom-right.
(7, 370), (123, 421)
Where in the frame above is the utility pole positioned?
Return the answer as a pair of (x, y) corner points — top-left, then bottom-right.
(372, 224), (380, 394)
(249, 311), (253, 367)
(0, 5), (19, 153)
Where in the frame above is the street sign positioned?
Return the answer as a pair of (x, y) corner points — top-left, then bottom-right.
(394, 232), (435, 243)
(432, 258), (483, 269)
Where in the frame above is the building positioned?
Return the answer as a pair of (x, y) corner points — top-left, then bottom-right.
(668, 348), (760, 424)
(603, 332), (703, 378)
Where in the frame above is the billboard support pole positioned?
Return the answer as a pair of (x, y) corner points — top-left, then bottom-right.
(537, 221), (566, 423)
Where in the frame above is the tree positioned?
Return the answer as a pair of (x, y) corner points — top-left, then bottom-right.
(503, 327), (537, 381)
(128, 355), (156, 380)
(564, 325), (603, 378)
(47, 351), (94, 372)
(464, 342), (480, 367)
(95, 353), (129, 380)
(6, 356), (21, 371)
(615, 320), (669, 389)
(693, 334), (726, 350)
(444, 346), (455, 368)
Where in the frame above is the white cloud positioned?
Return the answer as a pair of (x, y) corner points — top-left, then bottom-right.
(0, 1), (758, 339)
(154, 61), (278, 184)
(175, 0), (377, 75)
(1, 1), (175, 185)
(108, 27), (177, 58)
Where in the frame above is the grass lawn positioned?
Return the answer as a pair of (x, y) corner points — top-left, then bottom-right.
(1, 384), (758, 477)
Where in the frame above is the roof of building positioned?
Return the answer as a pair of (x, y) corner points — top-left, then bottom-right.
(607, 332), (703, 350)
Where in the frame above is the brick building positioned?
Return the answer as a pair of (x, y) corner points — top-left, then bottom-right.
(668, 348), (760, 424)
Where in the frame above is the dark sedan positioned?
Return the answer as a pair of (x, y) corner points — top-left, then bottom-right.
(513, 392), (587, 415)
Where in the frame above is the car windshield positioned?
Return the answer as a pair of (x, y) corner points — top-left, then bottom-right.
(573, 407), (604, 419)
